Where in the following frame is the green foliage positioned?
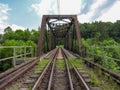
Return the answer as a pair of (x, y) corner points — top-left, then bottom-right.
(3, 27), (15, 42)
(56, 60), (65, 69)
(0, 27), (39, 72)
(0, 59), (12, 72)
(25, 40), (36, 47)
(36, 59), (49, 71)
(0, 40), (36, 72)
(3, 40), (26, 46)
(78, 20), (120, 74)
(1, 27), (39, 44)
(71, 59), (83, 69)
(56, 45), (64, 48)
(71, 59), (100, 87)
(80, 21), (118, 42)
(90, 71), (100, 86)
(82, 38), (120, 73)
(30, 29), (40, 44)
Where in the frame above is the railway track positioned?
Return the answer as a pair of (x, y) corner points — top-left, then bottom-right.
(1, 48), (112, 90)
(82, 57), (120, 84)
(0, 58), (39, 90)
(32, 48), (73, 90)
(0, 49), (57, 90)
(32, 48), (92, 90)
(47, 48), (72, 90)
(62, 48), (91, 90)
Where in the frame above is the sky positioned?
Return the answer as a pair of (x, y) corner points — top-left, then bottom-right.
(0, 0), (120, 33)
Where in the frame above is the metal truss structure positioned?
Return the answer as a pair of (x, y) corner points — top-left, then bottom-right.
(37, 15), (82, 56)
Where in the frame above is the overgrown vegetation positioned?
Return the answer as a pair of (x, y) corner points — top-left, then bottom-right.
(56, 60), (65, 69)
(0, 27), (39, 44)
(81, 21), (120, 73)
(89, 71), (100, 86)
(71, 59), (100, 87)
(71, 58), (83, 69)
(0, 27), (38, 72)
(36, 59), (50, 71)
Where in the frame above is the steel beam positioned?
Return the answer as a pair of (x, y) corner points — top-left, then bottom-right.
(37, 16), (47, 56)
(37, 15), (82, 56)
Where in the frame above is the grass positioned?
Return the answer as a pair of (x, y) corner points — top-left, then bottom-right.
(70, 59), (83, 69)
(36, 59), (50, 71)
(95, 68), (120, 90)
(56, 45), (64, 48)
(98, 74), (120, 90)
(71, 58), (100, 87)
(83, 59), (120, 90)
(28, 84), (33, 90)
(56, 60), (65, 69)
(89, 71), (100, 86)
(28, 59), (50, 90)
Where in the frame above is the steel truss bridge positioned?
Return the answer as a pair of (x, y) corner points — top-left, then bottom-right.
(37, 15), (82, 56)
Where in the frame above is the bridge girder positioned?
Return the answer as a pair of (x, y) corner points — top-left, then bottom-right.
(37, 15), (82, 56)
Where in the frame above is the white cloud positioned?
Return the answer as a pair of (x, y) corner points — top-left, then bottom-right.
(96, 0), (120, 22)
(31, 0), (120, 23)
(9, 24), (26, 31)
(78, 0), (120, 23)
(31, 0), (56, 17)
(0, 3), (10, 22)
(91, 0), (106, 10)
(0, 3), (10, 33)
(78, 12), (94, 23)
(0, 3), (26, 34)
(0, 23), (26, 34)
(60, 0), (82, 14)
(31, 0), (82, 17)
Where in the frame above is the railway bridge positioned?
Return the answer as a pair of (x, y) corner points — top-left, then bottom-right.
(37, 15), (82, 56)
(0, 15), (120, 90)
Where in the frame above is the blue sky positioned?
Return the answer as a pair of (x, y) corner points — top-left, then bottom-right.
(0, 0), (120, 33)
(0, 0), (41, 32)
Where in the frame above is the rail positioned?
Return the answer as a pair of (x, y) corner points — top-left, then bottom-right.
(47, 49), (58, 90)
(62, 48), (90, 90)
(32, 48), (58, 90)
(0, 46), (34, 67)
(48, 48), (74, 90)
(83, 46), (120, 84)
(84, 46), (120, 66)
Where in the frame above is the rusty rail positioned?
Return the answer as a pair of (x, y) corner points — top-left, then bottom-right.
(82, 57), (120, 84)
(32, 48), (58, 90)
(62, 48), (90, 90)
(0, 57), (40, 90)
(0, 46), (34, 67)
(33, 48), (75, 90)
(47, 49), (58, 90)
(62, 52), (74, 90)
(47, 48), (74, 90)
(0, 58), (36, 79)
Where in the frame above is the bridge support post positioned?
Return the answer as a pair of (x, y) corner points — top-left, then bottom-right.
(31, 46), (33, 58)
(74, 16), (82, 56)
(13, 47), (16, 67)
(37, 16), (46, 57)
(102, 47), (105, 66)
(68, 31), (71, 51)
(24, 47), (26, 62)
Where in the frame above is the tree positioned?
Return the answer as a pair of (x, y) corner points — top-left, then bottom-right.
(30, 29), (39, 44)
(3, 27), (15, 42)
(109, 20), (120, 42)
(0, 34), (3, 44)
(14, 29), (24, 40)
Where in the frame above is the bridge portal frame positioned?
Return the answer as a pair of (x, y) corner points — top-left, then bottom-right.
(37, 15), (82, 56)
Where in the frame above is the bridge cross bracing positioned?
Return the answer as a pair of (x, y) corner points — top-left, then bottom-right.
(37, 15), (82, 56)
